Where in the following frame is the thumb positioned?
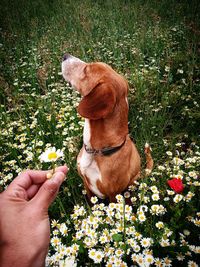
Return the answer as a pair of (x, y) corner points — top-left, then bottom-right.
(31, 171), (65, 210)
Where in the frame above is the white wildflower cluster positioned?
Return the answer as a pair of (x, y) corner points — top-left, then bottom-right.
(48, 197), (156, 266)
(187, 212), (200, 227)
(132, 252), (154, 267)
(0, 84), (83, 187)
(88, 249), (104, 264)
(159, 227), (173, 247)
(48, 220), (79, 265)
(150, 205), (166, 215)
(47, 143), (199, 266)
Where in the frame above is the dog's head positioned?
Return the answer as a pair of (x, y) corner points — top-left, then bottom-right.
(62, 54), (128, 120)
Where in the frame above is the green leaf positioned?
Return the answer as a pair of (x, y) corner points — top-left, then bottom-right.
(76, 241), (85, 254)
(120, 243), (128, 251)
(112, 233), (123, 242)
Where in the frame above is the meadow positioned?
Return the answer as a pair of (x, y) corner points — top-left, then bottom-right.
(0, 0), (200, 266)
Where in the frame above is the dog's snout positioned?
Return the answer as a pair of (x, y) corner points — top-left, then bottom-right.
(62, 53), (70, 62)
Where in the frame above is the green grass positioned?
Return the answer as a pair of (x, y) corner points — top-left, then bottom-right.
(0, 0), (200, 265)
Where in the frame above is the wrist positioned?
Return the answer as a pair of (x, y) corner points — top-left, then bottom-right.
(0, 242), (46, 267)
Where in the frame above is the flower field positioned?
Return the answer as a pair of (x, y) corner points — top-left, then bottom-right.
(0, 0), (200, 266)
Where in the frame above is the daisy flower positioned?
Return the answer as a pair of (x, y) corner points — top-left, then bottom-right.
(116, 194), (124, 203)
(91, 196), (98, 204)
(152, 193), (160, 201)
(155, 221), (164, 229)
(145, 254), (154, 266)
(39, 147), (64, 162)
(188, 260), (198, 267)
(140, 238), (152, 248)
(173, 194), (183, 203)
(51, 236), (61, 247)
(138, 212), (147, 223)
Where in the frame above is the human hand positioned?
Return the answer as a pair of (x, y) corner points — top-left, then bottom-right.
(0, 166), (68, 267)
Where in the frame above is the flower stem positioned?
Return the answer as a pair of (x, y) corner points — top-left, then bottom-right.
(52, 162), (56, 174)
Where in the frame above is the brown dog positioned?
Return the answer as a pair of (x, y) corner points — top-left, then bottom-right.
(62, 54), (153, 202)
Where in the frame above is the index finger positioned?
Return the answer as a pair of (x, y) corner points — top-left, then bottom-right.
(7, 166), (68, 192)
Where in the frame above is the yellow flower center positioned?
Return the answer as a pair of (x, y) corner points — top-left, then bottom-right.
(48, 152), (57, 160)
(147, 258), (153, 263)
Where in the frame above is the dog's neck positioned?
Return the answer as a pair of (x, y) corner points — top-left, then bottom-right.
(84, 110), (128, 150)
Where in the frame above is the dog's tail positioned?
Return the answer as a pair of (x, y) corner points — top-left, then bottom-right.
(144, 143), (154, 175)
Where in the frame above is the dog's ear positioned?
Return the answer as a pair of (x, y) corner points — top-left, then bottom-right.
(78, 83), (116, 120)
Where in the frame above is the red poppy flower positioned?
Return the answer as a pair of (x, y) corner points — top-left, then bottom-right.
(167, 178), (184, 193)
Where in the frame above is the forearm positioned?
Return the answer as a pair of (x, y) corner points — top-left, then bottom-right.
(0, 244), (47, 267)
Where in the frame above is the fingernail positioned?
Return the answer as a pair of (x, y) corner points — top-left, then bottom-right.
(46, 172), (53, 179)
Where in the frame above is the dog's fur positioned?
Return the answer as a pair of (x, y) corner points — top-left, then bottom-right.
(62, 54), (153, 202)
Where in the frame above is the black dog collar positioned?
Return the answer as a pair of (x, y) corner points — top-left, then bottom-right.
(84, 139), (126, 156)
